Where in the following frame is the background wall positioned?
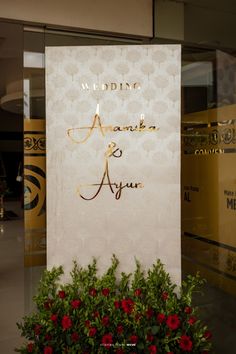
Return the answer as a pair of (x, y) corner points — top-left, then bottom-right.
(0, 0), (153, 37)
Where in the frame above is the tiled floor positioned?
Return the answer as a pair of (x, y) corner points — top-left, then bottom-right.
(0, 202), (44, 354)
(0, 202), (235, 353)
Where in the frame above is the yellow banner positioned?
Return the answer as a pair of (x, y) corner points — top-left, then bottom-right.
(24, 119), (46, 267)
(182, 105), (236, 294)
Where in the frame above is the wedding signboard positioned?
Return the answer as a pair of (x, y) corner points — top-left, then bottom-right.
(46, 45), (181, 284)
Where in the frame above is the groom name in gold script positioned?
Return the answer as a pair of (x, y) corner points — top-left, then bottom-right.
(78, 143), (144, 201)
(67, 115), (159, 144)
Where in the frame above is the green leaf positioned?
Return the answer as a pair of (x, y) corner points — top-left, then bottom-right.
(151, 325), (159, 335)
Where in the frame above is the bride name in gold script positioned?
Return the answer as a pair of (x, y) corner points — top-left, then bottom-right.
(77, 142), (144, 201)
(67, 114), (159, 144)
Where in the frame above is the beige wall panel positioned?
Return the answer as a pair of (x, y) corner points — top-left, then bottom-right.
(0, 0), (152, 37)
(46, 45), (181, 284)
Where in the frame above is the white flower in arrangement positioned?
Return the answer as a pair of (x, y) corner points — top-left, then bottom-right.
(152, 50), (167, 65)
(115, 62), (130, 76)
(90, 62), (104, 76)
(64, 62), (78, 77)
(152, 101), (168, 114)
(126, 49), (141, 63)
(141, 62), (155, 76)
(154, 75), (169, 89)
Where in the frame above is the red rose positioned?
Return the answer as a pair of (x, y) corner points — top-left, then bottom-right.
(162, 291), (168, 301)
(130, 334), (138, 344)
(148, 345), (157, 354)
(147, 334), (154, 342)
(184, 306), (192, 314)
(61, 315), (72, 330)
(45, 334), (52, 341)
(134, 288), (142, 296)
(166, 314), (180, 330)
(89, 288), (97, 296)
(50, 314), (57, 323)
(203, 331), (212, 340)
(85, 320), (91, 328)
(167, 352), (174, 354)
(89, 327), (97, 337)
(146, 308), (154, 318)
(44, 346), (53, 354)
(102, 316), (110, 326)
(71, 332), (79, 342)
(44, 299), (53, 310)
(101, 333), (113, 347)
(179, 335), (193, 351)
(117, 325), (123, 334)
(58, 290), (66, 299)
(188, 316), (197, 325)
(93, 311), (100, 318)
(114, 300), (120, 309)
(27, 343), (34, 353)
(121, 298), (134, 314)
(116, 350), (125, 354)
(34, 324), (41, 335)
(71, 299), (81, 309)
(102, 288), (110, 296)
(157, 313), (165, 323)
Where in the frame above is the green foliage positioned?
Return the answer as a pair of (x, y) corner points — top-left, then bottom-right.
(16, 256), (212, 353)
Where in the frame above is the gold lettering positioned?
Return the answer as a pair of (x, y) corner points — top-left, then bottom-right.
(79, 82), (141, 91)
(67, 115), (159, 144)
(78, 143), (143, 201)
(111, 83), (117, 90)
(81, 83), (90, 90)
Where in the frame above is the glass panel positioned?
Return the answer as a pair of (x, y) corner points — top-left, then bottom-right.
(182, 47), (236, 353)
(23, 30), (46, 313)
(0, 21), (24, 353)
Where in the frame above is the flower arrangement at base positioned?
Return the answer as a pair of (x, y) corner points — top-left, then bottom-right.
(16, 256), (212, 353)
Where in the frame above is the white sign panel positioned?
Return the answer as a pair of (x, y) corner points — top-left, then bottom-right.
(46, 45), (181, 284)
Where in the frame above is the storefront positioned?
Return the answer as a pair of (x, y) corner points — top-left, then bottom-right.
(0, 1), (235, 353)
